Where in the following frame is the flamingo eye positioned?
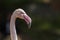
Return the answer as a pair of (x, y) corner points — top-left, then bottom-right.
(20, 11), (25, 14)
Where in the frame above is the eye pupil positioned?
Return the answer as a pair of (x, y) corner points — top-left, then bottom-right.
(20, 12), (24, 14)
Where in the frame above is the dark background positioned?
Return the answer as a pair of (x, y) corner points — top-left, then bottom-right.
(0, 0), (60, 40)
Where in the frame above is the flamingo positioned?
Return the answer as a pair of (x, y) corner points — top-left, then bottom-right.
(10, 8), (32, 40)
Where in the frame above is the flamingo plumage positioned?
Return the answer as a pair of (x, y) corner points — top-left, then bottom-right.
(10, 8), (32, 40)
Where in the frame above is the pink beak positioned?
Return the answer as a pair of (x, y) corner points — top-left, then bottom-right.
(23, 14), (32, 29)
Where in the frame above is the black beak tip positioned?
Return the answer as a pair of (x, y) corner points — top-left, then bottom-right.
(28, 23), (31, 29)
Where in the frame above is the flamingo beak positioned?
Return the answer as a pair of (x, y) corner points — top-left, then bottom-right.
(23, 14), (32, 29)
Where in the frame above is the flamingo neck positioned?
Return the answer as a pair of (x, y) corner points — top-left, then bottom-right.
(10, 14), (18, 40)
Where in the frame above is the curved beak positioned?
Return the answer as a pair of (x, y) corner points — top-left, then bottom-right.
(23, 14), (32, 29)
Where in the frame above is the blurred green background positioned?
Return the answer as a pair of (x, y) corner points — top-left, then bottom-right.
(0, 0), (60, 40)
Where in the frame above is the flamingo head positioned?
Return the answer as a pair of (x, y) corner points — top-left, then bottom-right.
(14, 8), (32, 29)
